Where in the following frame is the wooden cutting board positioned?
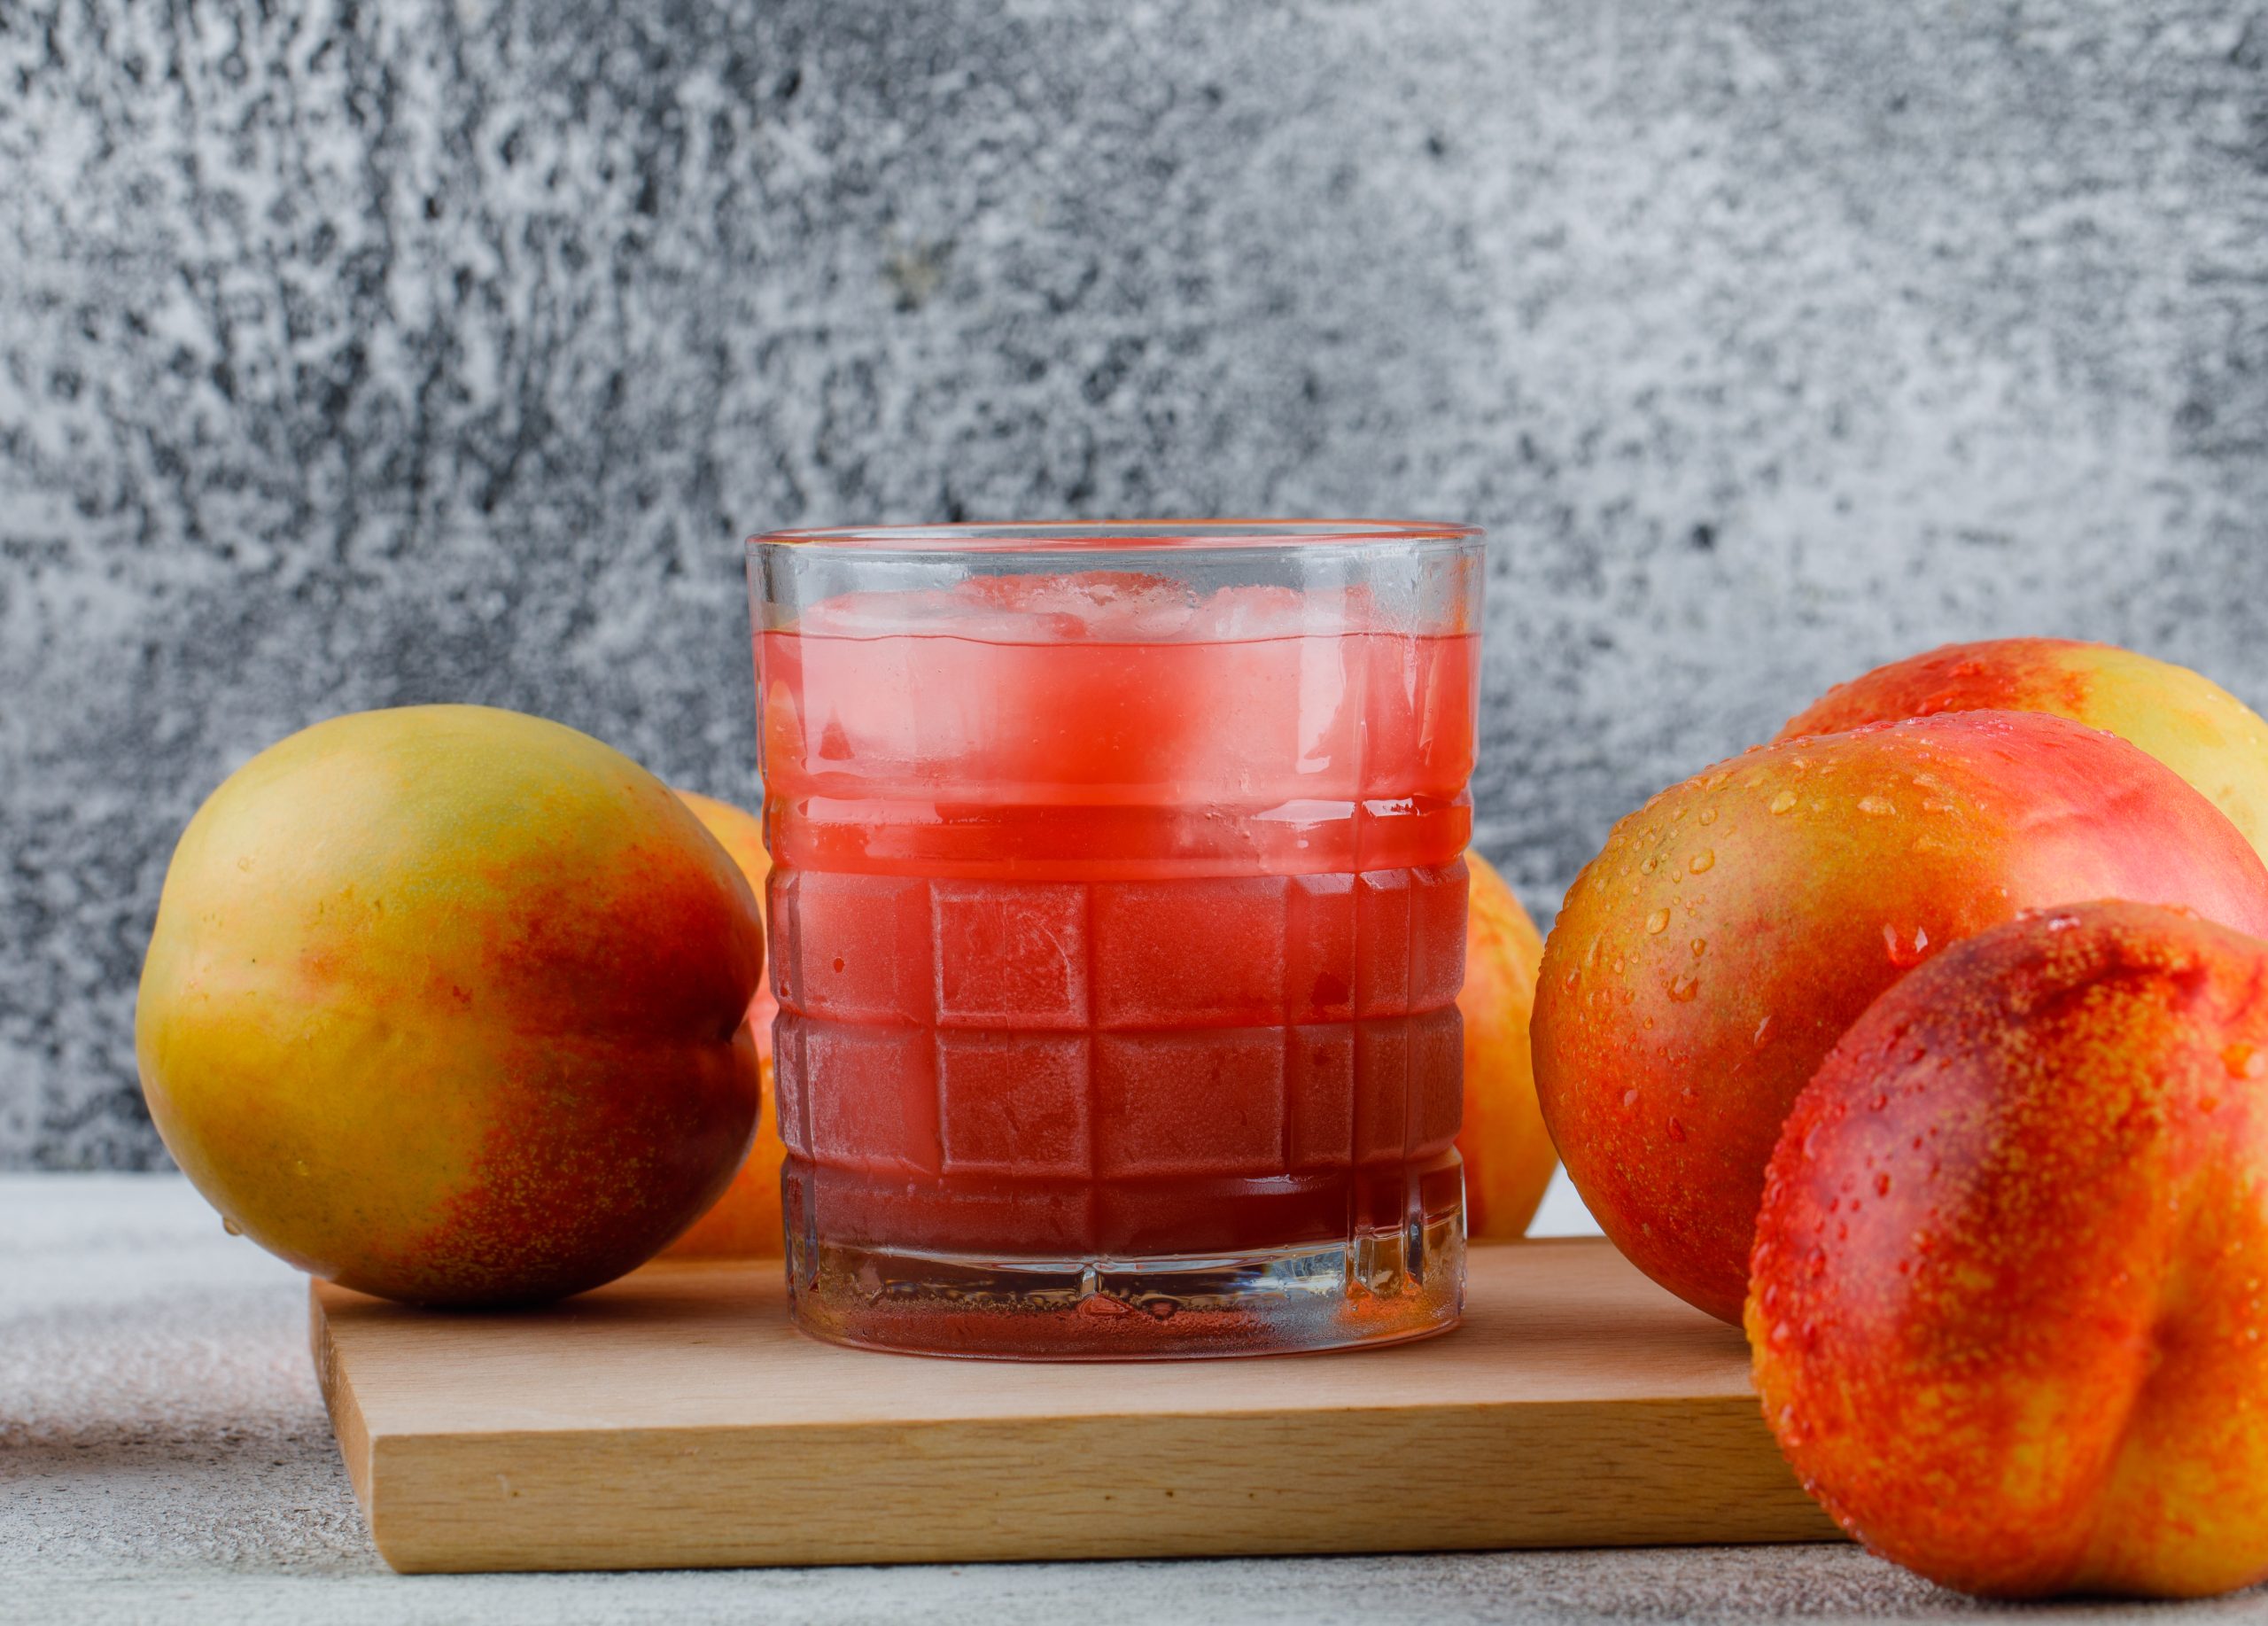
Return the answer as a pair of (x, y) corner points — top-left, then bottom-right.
(309, 1237), (1838, 1574)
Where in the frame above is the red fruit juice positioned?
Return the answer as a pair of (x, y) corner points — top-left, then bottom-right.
(759, 574), (1476, 1266)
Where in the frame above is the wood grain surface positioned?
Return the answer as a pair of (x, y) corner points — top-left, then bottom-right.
(309, 1238), (1839, 1574)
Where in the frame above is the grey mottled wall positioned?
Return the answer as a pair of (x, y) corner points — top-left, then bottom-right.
(7, 1), (2268, 1166)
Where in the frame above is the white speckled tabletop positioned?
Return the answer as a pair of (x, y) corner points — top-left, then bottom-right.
(2, 1174), (2242, 1624)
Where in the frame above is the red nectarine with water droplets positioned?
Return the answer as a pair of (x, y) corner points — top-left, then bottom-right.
(1534, 711), (2268, 1323)
(1751, 901), (2268, 1598)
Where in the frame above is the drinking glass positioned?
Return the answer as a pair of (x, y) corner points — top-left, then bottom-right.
(747, 521), (1486, 1358)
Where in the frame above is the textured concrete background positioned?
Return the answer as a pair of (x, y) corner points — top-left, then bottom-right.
(8, 1), (2268, 1166)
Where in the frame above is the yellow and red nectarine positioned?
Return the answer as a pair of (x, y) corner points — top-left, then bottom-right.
(136, 706), (765, 1305)
(1782, 638), (2268, 866)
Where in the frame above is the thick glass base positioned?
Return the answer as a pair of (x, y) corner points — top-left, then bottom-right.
(786, 1197), (1465, 1360)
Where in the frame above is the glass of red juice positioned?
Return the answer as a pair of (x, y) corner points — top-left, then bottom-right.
(747, 521), (1485, 1358)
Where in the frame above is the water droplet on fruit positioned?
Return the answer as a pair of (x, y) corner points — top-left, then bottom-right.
(1667, 1116), (1689, 1142)
(221, 1217), (243, 1237)
(1698, 806), (1719, 825)
(832, 956), (846, 973)
(1875, 1172), (1891, 1196)
(1645, 908), (1670, 935)
(1639, 856), (1659, 875)
(1857, 796), (1897, 816)
(1883, 924), (1930, 967)
(1689, 937), (1707, 957)
(2225, 1044), (2268, 1080)
(1620, 1087), (1640, 1109)
(1667, 974), (1700, 1002)
(1768, 790), (1798, 814)
(1754, 1014), (1774, 1046)
(1689, 849), (1714, 874)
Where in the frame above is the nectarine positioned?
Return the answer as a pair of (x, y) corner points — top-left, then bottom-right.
(1782, 638), (2268, 865)
(663, 789), (785, 1260)
(1751, 902), (2268, 1598)
(136, 706), (765, 1305)
(1534, 711), (2268, 1322)
(1459, 853), (1556, 1239)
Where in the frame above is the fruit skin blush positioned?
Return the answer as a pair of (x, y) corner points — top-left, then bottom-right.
(748, 521), (1486, 1358)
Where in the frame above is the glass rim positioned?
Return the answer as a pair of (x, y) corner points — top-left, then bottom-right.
(746, 518), (1482, 555)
